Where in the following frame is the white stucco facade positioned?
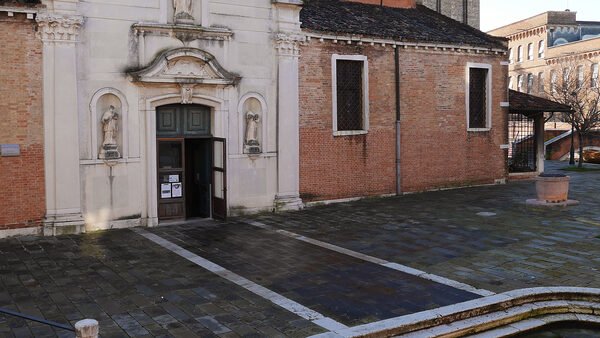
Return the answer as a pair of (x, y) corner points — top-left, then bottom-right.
(37, 0), (304, 234)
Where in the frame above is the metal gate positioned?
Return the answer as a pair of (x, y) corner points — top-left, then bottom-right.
(508, 113), (536, 173)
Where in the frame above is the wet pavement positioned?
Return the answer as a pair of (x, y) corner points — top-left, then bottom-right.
(1, 161), (600, 337)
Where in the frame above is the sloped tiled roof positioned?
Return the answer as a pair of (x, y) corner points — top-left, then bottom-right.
(509, 90), (572, 116)
(301, 0), (506, 49)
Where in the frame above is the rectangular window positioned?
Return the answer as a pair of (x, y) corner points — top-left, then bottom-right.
(538, 72), (545, 93)
(466, 63), (492, 131)
(563, 67), (571, 85)
(527, 43), (534, 60)
(527, 73), (534, 93)
(517, 45), (523, 62)
(592, 63), (598, 88)
(538, 40), (545, 58)
(332, 55), (369, 135)
(551, 70), (557, 94)
(577, 65), (584, 89)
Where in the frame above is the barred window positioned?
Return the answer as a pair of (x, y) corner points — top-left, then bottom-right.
(332, 55), (369, 134)
(467, 64), (491, 130)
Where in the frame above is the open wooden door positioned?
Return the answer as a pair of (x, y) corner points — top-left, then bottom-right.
(211, 138), (227, 220)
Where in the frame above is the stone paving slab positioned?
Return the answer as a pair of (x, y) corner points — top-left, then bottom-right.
(249, 161), (600, 294)
(0, 229), (325, 337)
(147, 223), (478, 327)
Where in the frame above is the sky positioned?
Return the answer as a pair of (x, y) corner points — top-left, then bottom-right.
(481, 0), (600, 32)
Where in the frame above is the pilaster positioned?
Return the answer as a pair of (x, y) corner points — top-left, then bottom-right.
(273, 1), (304, 211)
(36, 12), (85, 235)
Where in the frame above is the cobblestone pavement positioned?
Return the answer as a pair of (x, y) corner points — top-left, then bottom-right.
(251, 161), (600, 293)
(1, 161), (600, 337)
(0, 229), (326, 337)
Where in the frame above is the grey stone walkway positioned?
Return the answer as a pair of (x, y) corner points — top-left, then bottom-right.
(1, 161), (600, 337)
(250, 161), (600, 293)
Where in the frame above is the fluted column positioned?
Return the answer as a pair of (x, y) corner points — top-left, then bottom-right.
(36, 13), (85, 235)
(274, 32), (304, 211)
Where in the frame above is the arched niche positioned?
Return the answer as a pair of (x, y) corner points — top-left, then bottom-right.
(89, 88), (129, 160)
(238, 93), (267, 155)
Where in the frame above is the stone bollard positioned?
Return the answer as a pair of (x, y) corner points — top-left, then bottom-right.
(75, 319), (99, 338)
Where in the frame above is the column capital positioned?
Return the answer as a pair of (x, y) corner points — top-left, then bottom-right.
(275, 32), (304, 57)
(36, 13), (84, 43)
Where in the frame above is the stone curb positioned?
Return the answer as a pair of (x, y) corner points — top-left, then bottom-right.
(309, 287), (600, 338)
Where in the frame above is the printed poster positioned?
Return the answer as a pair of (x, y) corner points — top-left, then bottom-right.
(161, 183), (172, 199)
(172, 183), (183, 198)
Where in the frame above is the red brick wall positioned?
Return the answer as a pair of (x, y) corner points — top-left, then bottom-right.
(299, 41), (508, 201)
(0, 14), (45, 230)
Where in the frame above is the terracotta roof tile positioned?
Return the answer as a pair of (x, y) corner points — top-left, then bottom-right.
(301, 0), (506, 49)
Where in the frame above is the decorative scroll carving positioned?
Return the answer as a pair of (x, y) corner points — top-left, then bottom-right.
(128, 48), (239, 85)
(275, 33), (305, 57)
(180, 84), (195, 104)
(161, 58), (216, 78)
(36, 13), (84, 42)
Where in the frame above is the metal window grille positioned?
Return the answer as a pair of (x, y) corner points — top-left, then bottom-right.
(469, 68), (487, 129)
(336, 60), (363, 131)
(508, 113), (536, 173)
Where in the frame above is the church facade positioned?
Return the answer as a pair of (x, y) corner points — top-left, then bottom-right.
(0, 0), (509, 237)
(1, 0), (305, 236)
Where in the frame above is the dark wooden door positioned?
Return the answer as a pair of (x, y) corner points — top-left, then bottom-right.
(157, 104), (211, 221)
(211, 138), (227, 220)
(157, 140), (185, 220)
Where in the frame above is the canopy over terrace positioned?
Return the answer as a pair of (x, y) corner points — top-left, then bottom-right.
(507, 90), (572, 175)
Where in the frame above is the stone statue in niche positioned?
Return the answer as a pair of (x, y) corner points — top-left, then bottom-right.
(99, 105), (121, 160)
(245, 111), (261, 154)
(173, 0), (194, 23)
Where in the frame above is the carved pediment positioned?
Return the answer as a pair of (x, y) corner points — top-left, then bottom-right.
(128, 48), (239, 85)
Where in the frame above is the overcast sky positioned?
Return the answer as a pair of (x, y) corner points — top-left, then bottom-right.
(481, 0), (600, 32)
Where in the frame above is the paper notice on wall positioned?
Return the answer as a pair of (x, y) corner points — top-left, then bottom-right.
(161, 183), (172, 199)
(169, 175), (179, 183)
(172, 183), (182, 198)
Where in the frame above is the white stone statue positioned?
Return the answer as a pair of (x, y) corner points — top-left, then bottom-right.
(245, 111), (260, 147)
(173, 0), (194, 22)
(100, 105), (120, 160)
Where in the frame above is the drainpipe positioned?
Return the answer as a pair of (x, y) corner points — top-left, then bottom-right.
(395, 46), (402, 195)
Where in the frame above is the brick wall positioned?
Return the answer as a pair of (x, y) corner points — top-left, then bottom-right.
(299, 41), (508, 202)
(0, 13), (45, 230)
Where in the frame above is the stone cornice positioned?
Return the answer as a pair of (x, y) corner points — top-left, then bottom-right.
(132, 23), (233, 44)
(36, 13), (83, 42)
(275, 32), (304, 57)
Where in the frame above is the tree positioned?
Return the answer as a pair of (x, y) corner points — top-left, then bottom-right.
(545, 59), (600, 167)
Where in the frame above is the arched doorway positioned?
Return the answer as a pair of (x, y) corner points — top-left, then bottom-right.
(156, 104), (226, 221)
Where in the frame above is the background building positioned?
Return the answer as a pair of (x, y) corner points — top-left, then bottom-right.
(489, 11), (600, 165)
